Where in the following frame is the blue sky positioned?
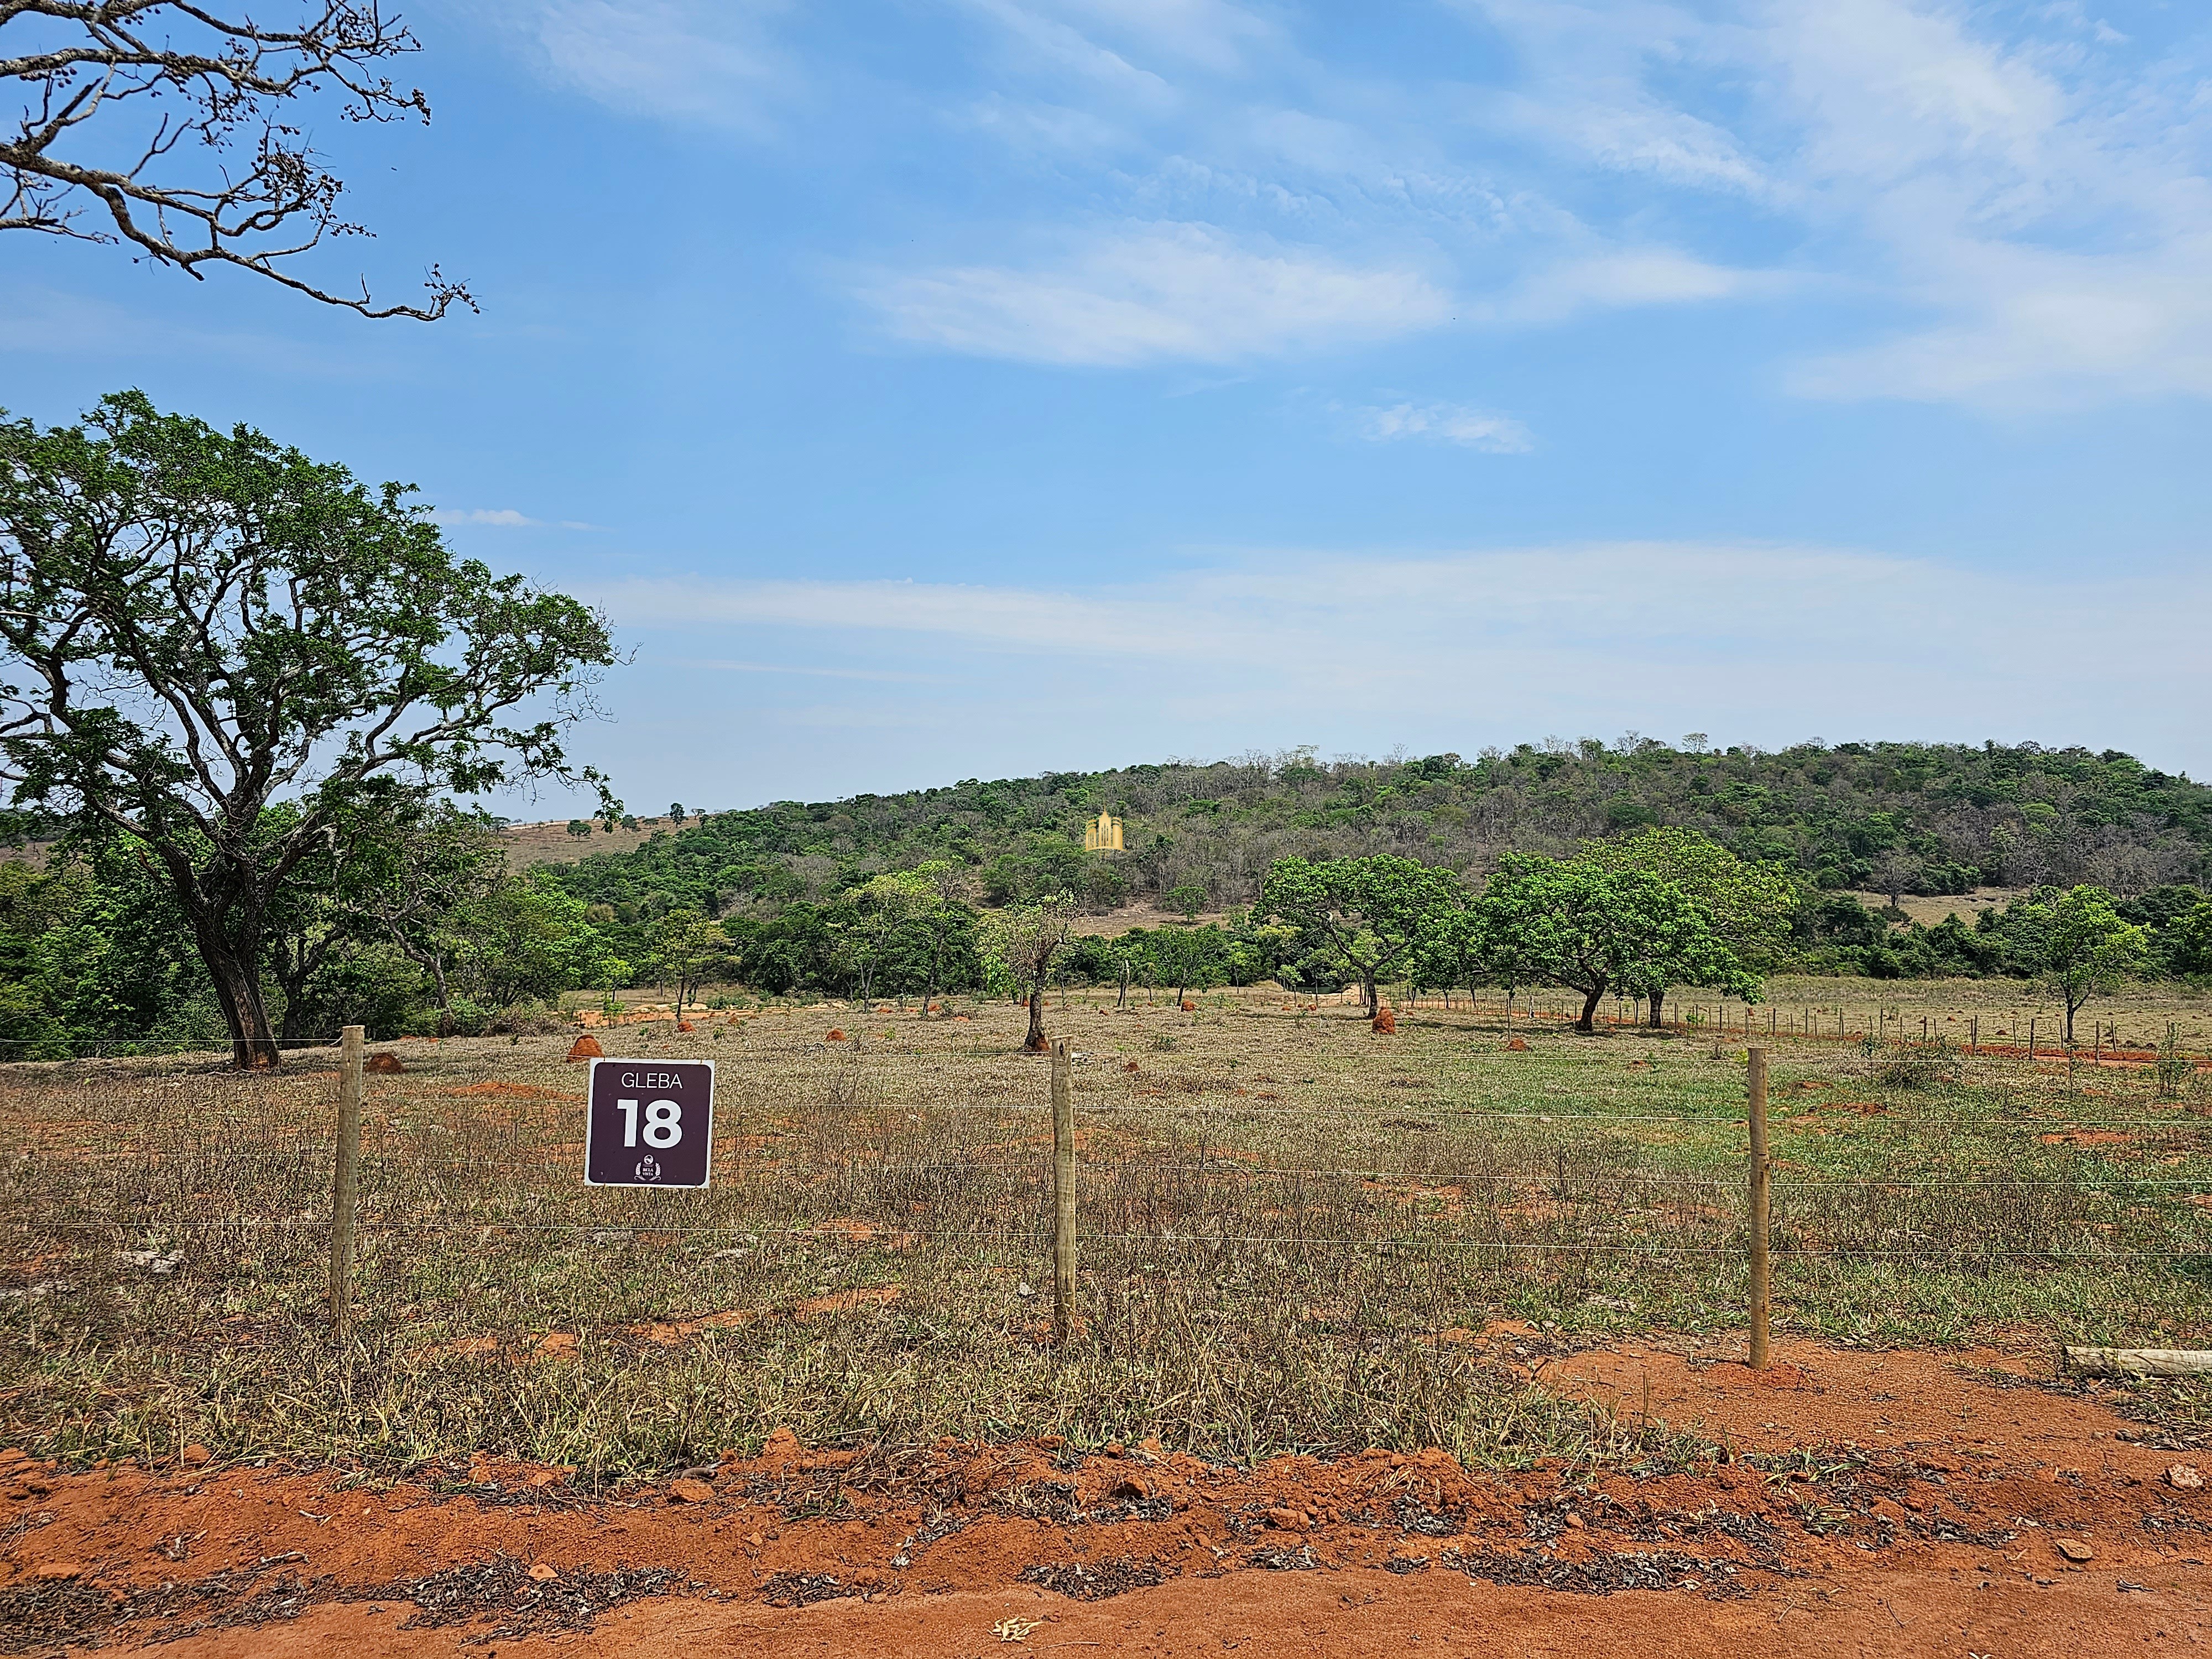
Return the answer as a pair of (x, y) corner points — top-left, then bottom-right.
(5, 0), (2211, 816)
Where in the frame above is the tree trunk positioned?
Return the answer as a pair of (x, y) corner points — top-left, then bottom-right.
(270, 932), (327, 1042)
(1117, 959), (1129, 1009)
(428, 956), (456, 1037)
(1024, 987), (1048, 1052)
(1361, 972), (1379, 1019)
(1647, 987), (1666, 1029)
(859, 958), (875, 1015)
(1576, 982), (1605, 1033)
(196, 929), (281, 1069)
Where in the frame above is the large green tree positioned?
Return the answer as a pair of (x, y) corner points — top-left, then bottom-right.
(1579, 826), (1797, 1026)
(0, 392), (617, 1066)
(835, 869), (933, 1014)
(646, 907), (728, 1017)
(1261, 855), (1464, 1018)
(1477, 854), (1757, 1032)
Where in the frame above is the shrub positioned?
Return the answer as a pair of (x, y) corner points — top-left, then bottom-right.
(1870, 1039), (1961, 1089)
(488, 999), (567, 1036)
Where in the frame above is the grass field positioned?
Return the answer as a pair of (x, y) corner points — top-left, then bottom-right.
(7, 988), (2212, 1492)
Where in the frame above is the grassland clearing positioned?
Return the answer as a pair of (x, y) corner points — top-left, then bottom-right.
(7, 992), (2212, 1651)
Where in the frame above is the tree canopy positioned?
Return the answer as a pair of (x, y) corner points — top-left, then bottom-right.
(1578, 826), (1795, 1024)
(1261, 854), (1465, 1016)
(2004, 885), (2152, 1044)
(1476, 853), (1758, 1031)
(0, 391), (616, 1065)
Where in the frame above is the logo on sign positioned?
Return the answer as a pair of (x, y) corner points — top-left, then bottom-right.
(636, 1155), (661, 1182)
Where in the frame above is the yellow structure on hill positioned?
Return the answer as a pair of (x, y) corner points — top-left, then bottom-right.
(1083, 811), (1124, 852)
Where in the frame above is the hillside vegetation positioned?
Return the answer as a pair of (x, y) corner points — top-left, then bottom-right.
(4, 738), (2206, 1057)
(547, 738), (2211, 921)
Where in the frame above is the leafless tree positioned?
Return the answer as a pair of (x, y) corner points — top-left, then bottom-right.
(3, 2), (470, 318)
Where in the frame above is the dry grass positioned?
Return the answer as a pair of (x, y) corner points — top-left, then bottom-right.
(497, 816), (680, 868)
(5, 992), (2212, 1485)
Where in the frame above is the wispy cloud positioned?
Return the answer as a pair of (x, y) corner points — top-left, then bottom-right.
(498, 0), (792, 131)
(431, 508), (600, 530)
(858, 221), (1453, 366)
(1356, 401), (1532, 452)
(967, 0), (1275, 76)
(1462, 0), (2212, 406)
(583, 541), (2212, 765)
(675, 658), (938, 683)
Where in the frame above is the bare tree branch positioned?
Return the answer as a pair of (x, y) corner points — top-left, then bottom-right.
(2, 2), (472, 319)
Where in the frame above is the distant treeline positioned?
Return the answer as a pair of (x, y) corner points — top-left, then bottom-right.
(547, 739), (2210, 930)
(3, 738), (2208, 1057)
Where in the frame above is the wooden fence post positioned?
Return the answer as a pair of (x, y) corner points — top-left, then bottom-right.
(1051, 1037), (1076, 1346)
(1747, 1046), (1771, 1371)
(331, 1024), (364, 1343)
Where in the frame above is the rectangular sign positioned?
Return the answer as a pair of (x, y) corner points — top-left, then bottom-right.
(584, 1057), (716, 1188)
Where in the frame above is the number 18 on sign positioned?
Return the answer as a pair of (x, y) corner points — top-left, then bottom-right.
(584, 1058), (716, 1188)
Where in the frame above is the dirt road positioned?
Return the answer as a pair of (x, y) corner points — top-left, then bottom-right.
(7, 1337), (2208, 1657)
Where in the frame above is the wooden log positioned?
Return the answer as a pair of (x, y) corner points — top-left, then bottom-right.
(2064, 1347), (2212, 1378)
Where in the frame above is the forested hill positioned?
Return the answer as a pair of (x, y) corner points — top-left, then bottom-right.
(542, 739), (2212, 919)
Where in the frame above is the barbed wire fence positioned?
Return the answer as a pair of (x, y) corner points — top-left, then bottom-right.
(7, 999), (2211, 1384)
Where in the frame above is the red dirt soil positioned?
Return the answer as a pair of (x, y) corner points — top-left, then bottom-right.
(6, 1338), (2209, 1656)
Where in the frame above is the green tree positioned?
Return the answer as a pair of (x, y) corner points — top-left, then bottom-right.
(0, 393), (615, 1066)
(2007, 885), (2151, 1044)
(1478, 854), (1756, 1032)
(1260, 855), (1464, 1018)
(2172, 900), (2212, 978)
(835, 869), (934, 1013)
(648, 907), (729, 1016)
(1165, 883), (1207, 923)
(904, 860), (977, 1016)
(567, 819), (593, 839)
(346, 801), (506, 1037)
(1149, 925), (1225, 1005)
(986, 892), (1074, 1052)
(1580, 827), (1797, 1026)
(458, 873), (625, 1011)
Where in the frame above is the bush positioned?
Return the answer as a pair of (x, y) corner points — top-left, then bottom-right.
(1870, 1039), (1961, 1089)
(488, 999), (567, 1035)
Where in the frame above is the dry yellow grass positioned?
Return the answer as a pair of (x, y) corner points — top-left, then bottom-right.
(6, 990), (2212, 1479)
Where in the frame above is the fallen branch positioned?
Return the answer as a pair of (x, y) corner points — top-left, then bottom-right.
(2064, 1347), (2212, 1379)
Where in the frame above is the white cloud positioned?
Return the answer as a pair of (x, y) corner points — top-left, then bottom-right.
(432, 508), (599, 530)
(1484, 248), (1780, 324)
(1357, 401), (1533, 452)
(502, 0), (791, 130)
(582, 541), (2212, 768)
(1463, 0), (2212, 406)
(963, 0), (1271, 78)
(859, 221), (1454, 366)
